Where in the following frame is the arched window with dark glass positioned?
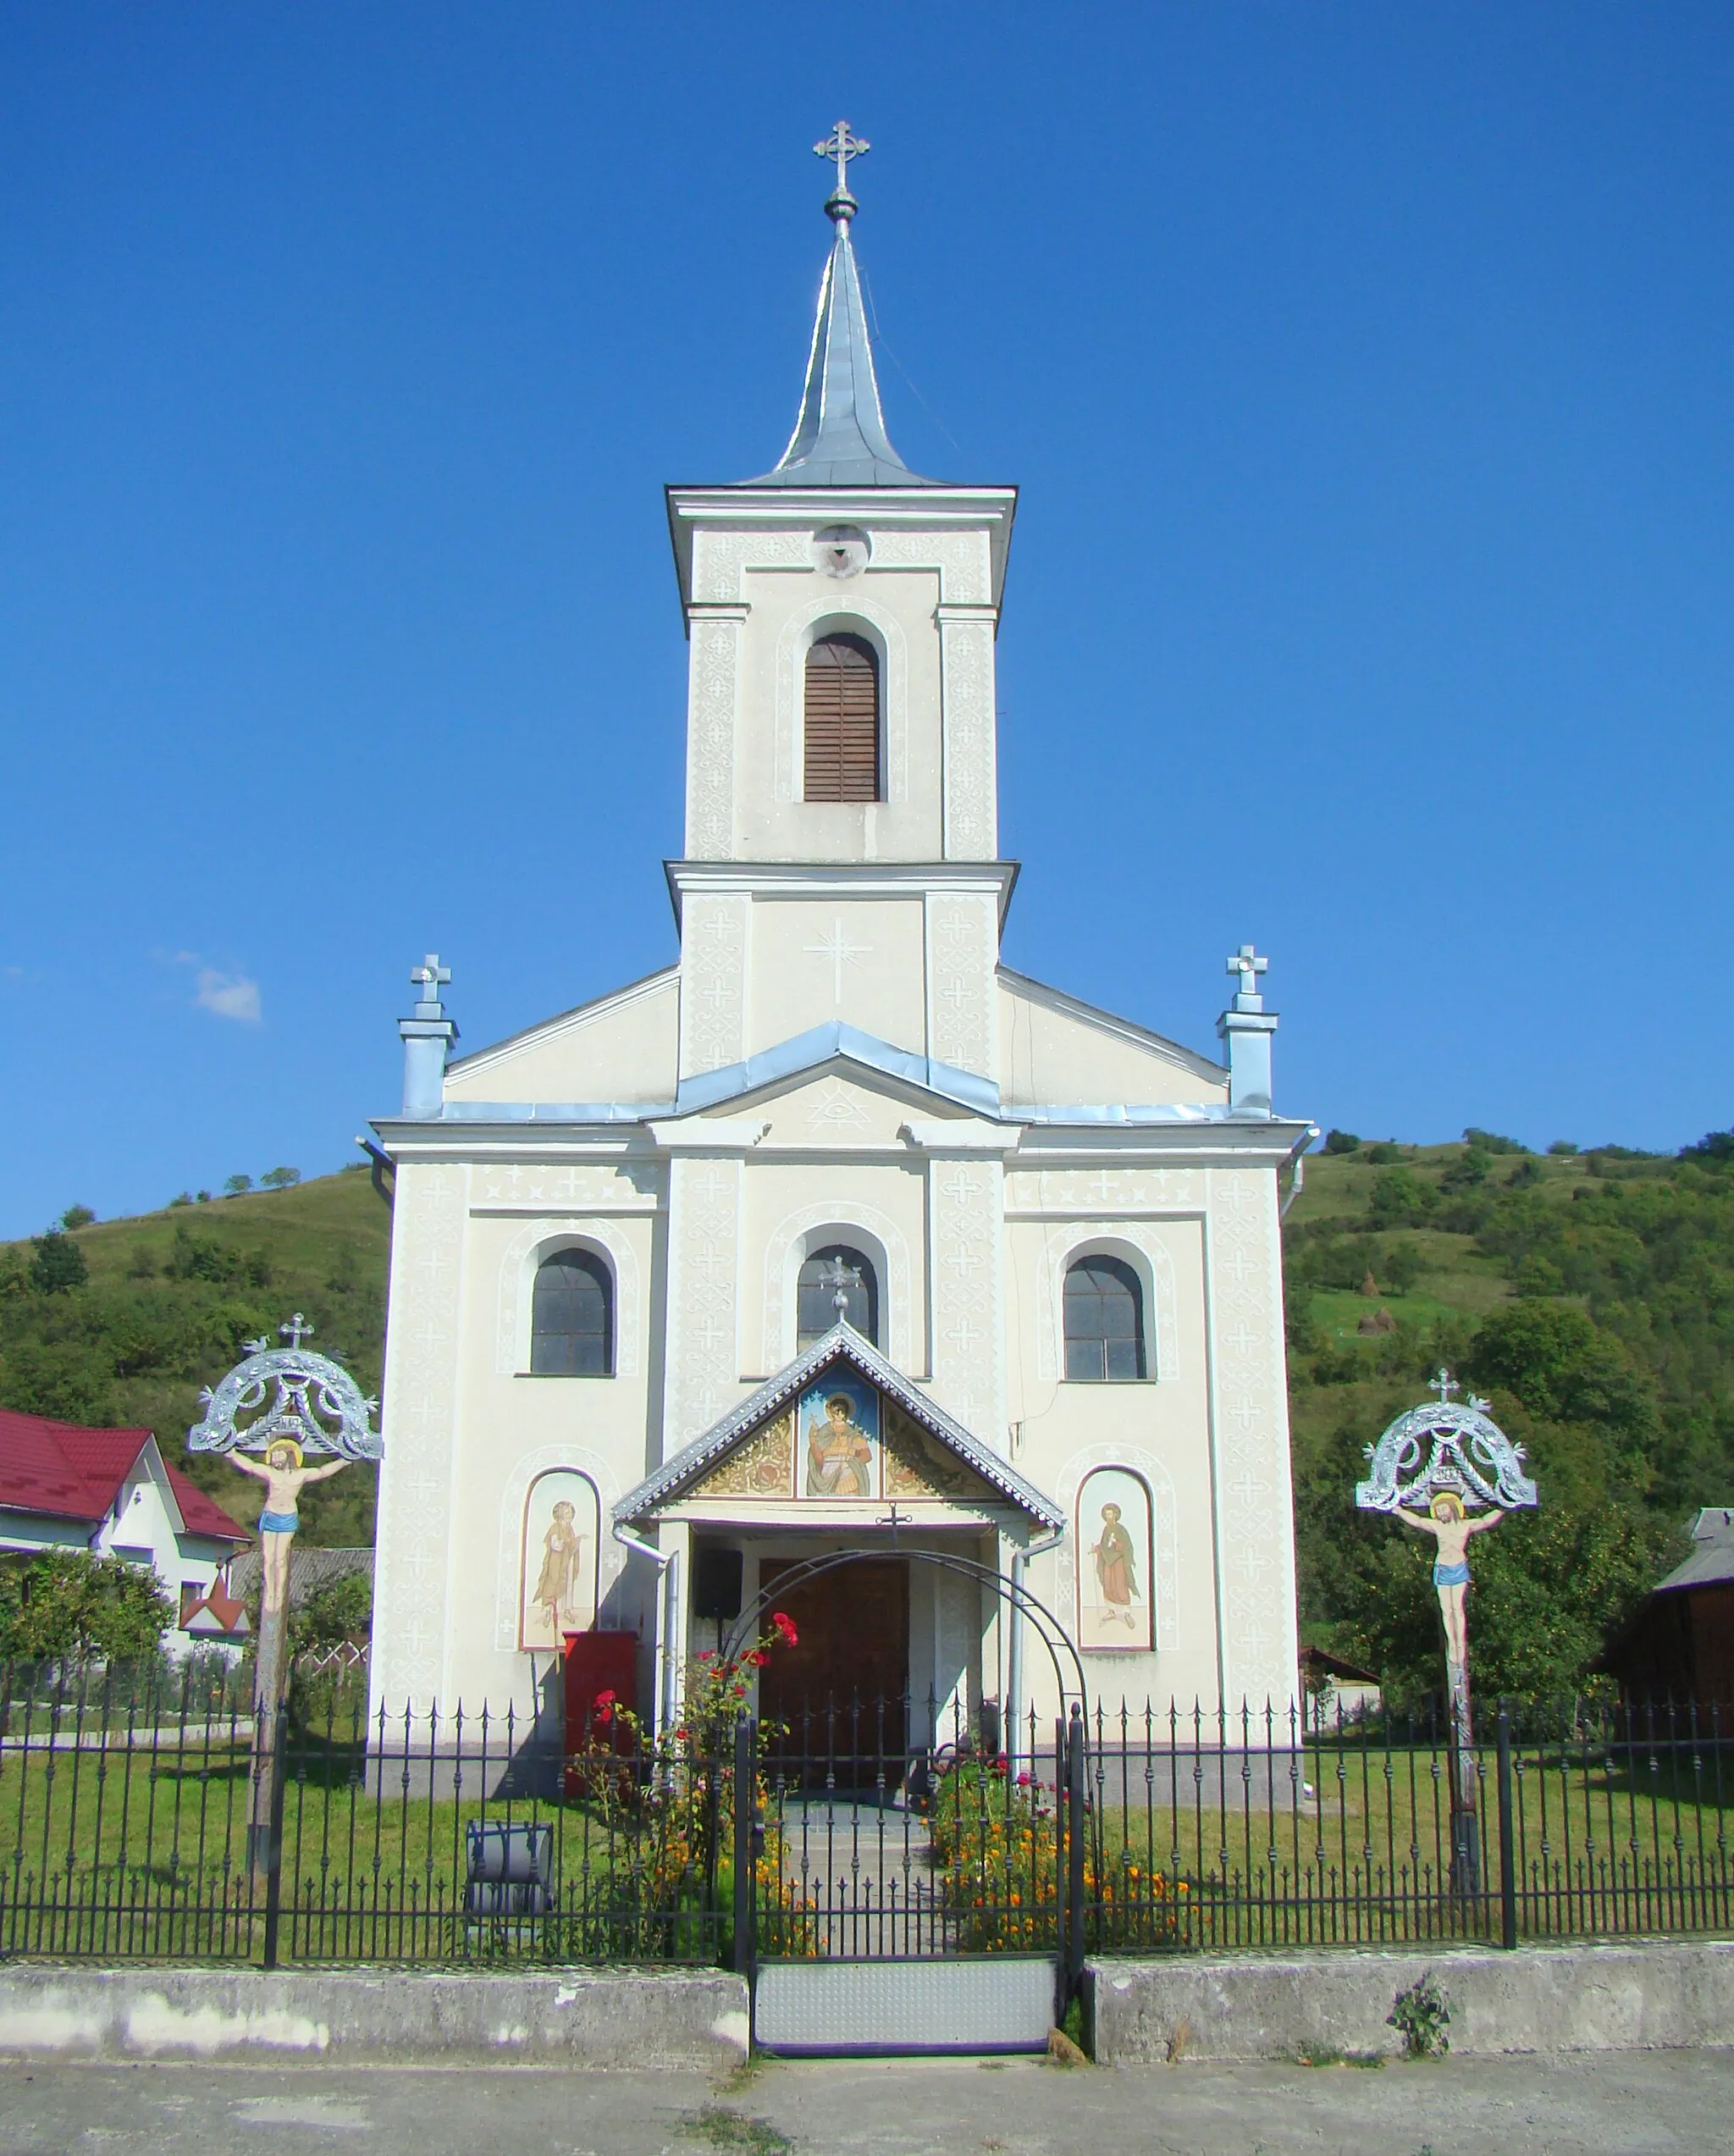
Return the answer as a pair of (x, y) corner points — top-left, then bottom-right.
(798, 1244), (879, 1348)
(531, 1248), (614, 1375)
(803, 633), (881, 803)
(1063, 1255), (1146, 1381)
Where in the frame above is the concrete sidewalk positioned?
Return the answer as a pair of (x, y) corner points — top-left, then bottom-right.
(4, 2052), (1734, 2153)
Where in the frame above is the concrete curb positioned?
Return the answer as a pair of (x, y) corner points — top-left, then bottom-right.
(1088, 1940), (1734, 2063)
(0, 1965), (751, 2067)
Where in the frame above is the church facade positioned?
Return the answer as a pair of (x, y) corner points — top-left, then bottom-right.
(368, 158), (1314, 1739)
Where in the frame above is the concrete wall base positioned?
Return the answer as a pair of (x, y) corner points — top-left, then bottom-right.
(1089, 1941), (1734, 2064)
(0, 1965), (750, 2067)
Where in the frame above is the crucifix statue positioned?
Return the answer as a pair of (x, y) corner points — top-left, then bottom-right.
(1356, 1368), (1538, 1893)
(189, 1314), (381, 1873)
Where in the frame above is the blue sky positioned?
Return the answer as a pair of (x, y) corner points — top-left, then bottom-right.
(3, 4), (1731, 1236)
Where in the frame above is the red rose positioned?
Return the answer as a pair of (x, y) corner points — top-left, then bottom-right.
(771, 1611), (798, 1646)
(593, 1687), (616, 1728)
(750, 1650), (770, 1667)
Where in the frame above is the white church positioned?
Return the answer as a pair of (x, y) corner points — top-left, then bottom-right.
(368, 138), (1315, 1745)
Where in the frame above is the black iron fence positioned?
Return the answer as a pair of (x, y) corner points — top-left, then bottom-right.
(3, 1662), (1730, 1970)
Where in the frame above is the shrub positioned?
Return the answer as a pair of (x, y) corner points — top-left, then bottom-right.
(1439, 1147), (1492, 1193)
(1367, 1169), (1437, 1229)
(1547, 1140), (1578, 1156)
(1323, 1130), (1361, 1155)
(30, 1231), (88, 1295)
(1364, 1142), (1405, 1165)
(1463, 1128), (1527, 1156)
(1389, 1971), (1450, 2059)
(60, 1204), (97, 1230)
(0, 1549), (173, 1662)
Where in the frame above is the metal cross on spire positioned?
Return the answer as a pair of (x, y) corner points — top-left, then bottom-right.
(815, 119), (870, 192)
(1428, 1368), (1462, 1407)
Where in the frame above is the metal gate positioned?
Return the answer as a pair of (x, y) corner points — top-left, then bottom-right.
(730, 1697), (1091, 2054)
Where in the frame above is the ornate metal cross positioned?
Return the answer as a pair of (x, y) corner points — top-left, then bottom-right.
(815, 1255), (863, 1320)
(1226, 944), (1268, 998)
(411, 953), (450, 1000)
(815, 119), (870, 195)
(1429, 1368), (1462, 1406)
(280, 1313), (314, 1349)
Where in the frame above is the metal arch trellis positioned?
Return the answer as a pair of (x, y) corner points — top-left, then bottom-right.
(717, 1543), (1091, 1730)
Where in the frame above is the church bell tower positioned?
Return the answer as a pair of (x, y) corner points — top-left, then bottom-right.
(665, 124), (1018, 1099)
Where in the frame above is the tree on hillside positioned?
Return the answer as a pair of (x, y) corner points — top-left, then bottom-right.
(260, 1167), (301, 1191)
(0, 1551), (172, 1663)
(223, 1175), (253, 1196)
(30, 1231), (87, 1294)
(60, 1205), (96, 1230)
(0, 1341), (118, 1425)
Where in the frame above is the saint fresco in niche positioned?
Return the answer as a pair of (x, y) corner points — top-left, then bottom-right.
(519, 1469), (599, 1650)
(798, 1375), (879, 1498)
(1078, 1467), (1154, 1652)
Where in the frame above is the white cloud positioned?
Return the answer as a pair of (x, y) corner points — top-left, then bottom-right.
(195, 967), (262, 1024)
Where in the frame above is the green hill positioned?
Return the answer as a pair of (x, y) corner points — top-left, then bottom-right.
(5, 1125), (1732, 1694)
(0, 1169), (389, 1547)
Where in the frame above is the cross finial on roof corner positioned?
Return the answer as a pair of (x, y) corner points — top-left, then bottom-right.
(1226, 943), (1268, 1010)
(815, 119), (870, 224)
(410, 953), (451, 1004)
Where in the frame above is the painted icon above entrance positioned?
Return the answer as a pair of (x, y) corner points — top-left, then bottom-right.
(800, 1374), (880, 1497)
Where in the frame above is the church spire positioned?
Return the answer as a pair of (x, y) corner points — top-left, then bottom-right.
(741, 124), (939, 489)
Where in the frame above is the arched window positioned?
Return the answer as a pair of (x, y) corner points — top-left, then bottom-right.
(531, 1249), (613, 1376)
(803, 633), (881, 803)
(1063, 1256), (1146, 1381)
(798, 1244), (879, 1348)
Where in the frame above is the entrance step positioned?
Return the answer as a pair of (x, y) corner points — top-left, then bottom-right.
(754, 1956), (1058, 2056)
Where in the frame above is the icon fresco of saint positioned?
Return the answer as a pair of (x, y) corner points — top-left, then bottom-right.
(799, 1375), (879, 1499)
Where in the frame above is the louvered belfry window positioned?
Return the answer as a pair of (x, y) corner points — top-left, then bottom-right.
(803, 633), (881, 803)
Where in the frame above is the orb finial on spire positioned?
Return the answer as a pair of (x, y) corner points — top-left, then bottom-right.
(814, 119), (870, 225)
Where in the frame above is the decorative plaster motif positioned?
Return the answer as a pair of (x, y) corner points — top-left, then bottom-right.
(494, 1219), (643, 1377)
(939, 617), (997, 860)
(925, 894), (997, 1080)
(1033, 1225), (1180, 1384)
(373, 1165), (465, 1710)
(928, 1158), (1003, 1442)
(1054, 1446), (1180, 1654)
(1004, 1168), (1201, 1215)
(802, 1080), (872, 1133)
(1207, 1169), (1295, 1703)
(868, 530), (991, 607)
(682, 893), (749, 1075)
(773, 597), (909, 806)
(692, 529), (811, 606)
(686, 618), (742, 859)
(492, 1443), (624, 1651)
(693, 1412), (795, 1499)
(475, 1164), (660, 1211)
(666, 1156), (743, 1451)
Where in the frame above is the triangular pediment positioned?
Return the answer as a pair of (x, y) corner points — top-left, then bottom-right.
(615, 1326), (1061, 1527)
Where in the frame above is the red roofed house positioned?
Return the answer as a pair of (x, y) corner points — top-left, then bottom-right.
(0, 1409), (251, 1655)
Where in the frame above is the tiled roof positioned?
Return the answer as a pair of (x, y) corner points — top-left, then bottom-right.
(229, 1544), (373, 1608)
(0, 1409), (248, 1543)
